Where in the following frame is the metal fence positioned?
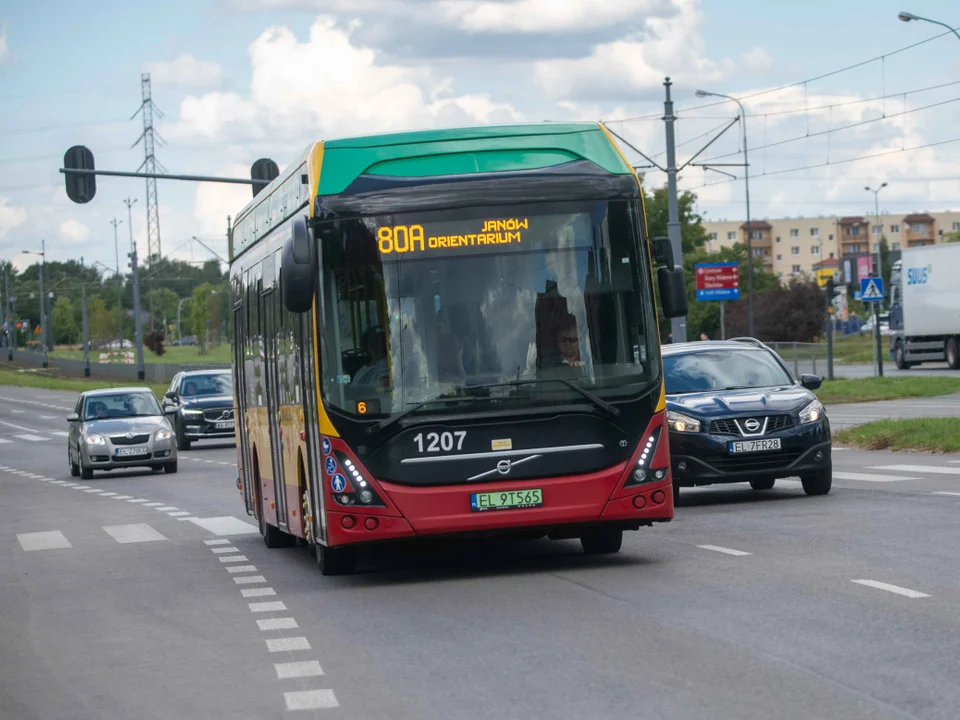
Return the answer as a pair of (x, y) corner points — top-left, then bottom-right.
(764, 341), (830, 378)
(7, 348), (229, 383)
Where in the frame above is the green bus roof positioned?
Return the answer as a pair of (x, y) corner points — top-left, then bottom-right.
(317, 122), (632, 196)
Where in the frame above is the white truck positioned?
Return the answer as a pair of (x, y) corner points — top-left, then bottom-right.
(888, 243), (960, 369)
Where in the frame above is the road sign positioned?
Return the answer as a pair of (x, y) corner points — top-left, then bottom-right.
(853, 291), (862, 301)
(695, 262), (740, 301)
(860, 277), (884, 302)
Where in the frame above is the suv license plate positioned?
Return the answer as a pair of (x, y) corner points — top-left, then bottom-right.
(215, 421), (235, 430)
(470, 489), (543, 512)
(115, 445), (148, 457)
(729, 439), (782, 454)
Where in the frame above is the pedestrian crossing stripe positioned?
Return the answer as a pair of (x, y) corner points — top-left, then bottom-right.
(861, 278), (883, 301)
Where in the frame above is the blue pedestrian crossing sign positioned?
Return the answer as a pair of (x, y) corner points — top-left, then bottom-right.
(860, 277), (884, 302)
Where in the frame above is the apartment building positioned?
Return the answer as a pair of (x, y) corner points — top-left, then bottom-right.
(702, 210), (960, 281)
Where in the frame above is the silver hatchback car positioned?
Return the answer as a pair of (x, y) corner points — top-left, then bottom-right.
(67, 388), (178, 479)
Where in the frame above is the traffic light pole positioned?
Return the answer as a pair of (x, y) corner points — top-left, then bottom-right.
(124, 198), (146, 381)
(80, 257), (90, 377)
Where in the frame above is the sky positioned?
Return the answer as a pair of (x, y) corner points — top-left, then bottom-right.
(1, 0), (959, 273)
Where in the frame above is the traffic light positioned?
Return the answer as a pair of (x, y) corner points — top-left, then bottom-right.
(251, 158), (279, 198)
(64, 145), (97, 204)
(825, 276), (839, 300)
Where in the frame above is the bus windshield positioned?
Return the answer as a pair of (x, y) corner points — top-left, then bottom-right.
(318, 199), (660, 419)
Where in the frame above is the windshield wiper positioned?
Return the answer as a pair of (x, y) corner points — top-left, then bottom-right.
(369, 396), (479, 435)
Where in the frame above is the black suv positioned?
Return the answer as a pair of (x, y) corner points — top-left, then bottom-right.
(663, 339), (831, 501)
(162, 369), (235, 450)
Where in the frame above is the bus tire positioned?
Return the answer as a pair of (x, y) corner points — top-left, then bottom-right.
(750, 477), (776, 490)
(316, 543), (356, 576)
(801, 461), (832, 496)
(580, 527), (623, 555)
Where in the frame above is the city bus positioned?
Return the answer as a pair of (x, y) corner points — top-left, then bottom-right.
(229, 123), (687, 574)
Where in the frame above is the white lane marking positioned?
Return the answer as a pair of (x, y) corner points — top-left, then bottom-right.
(834, 472), (918, 483)
(167, 511), (191, 517)
(112, 495), (134, 500)
(84, 488), (104, 493)
(698, 544), (752, 557)
(249, 601), (287, 613)
(155, 506), (177, 511)
(235, 575), (268, 585)
(62, 482), (77, 487)
(177, 516), (200, 522)
(219, 555), (250, 563)
(284, 690), (339, 711)
(143, 502), (165, 507)
(241, 587), (276, 598)
(99, 492), (118, 496)
(274, 660), (322, 679)
(851, 579), (930, 599)
(17, 531), (72, 551)
(71, 485), (90, 490)
(127, 498), (149, 503)
(40, 415), (56, 420)
(257, 617), (298, 631)
(9, 409), (23, 414)
(50, 480), (67, 485)
(14, 434), (47, 442)
(266, 637), (311, 653)
(211, 546), (239, 554)
(103, 524), (167, 544)
(226, 565), (258, 574)
(0, 438), (11, 444)
(188, 516), (258, 536)
(204, 539), (231, 545)
(0, 419), (39, 432)
(869, 464), (960, 476)
(50, 431), (70, 437)
(932, 491), (960, 497)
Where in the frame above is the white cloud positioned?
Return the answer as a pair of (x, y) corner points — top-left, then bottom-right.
(438, 0), (675, 34)
(145, 53), (224, 88)
(58, 219), (91, 244)
(193, 164), (251, 240)
(534, 0), (732, 101)
(0, 196), (27, 244)
(740, 47), (774, 74)
(0, 21), (9, 64)
(166, 16), (523, 146)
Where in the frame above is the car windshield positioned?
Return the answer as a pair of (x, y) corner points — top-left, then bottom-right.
(84, 392), (162, 420)
(664, 348), (794, 394)
(181, 374), (232, 397)
(318, 199), (660, 418)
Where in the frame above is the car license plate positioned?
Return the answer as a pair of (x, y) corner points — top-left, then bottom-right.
(115, 445), (148, 457)
(215, 421), (235, 430)
(729, 438), (782, 454)
(470, 488), (543, 512)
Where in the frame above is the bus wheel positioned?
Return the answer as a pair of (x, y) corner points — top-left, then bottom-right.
(316, 543), (356, 576)
(580, 528), (623, 555)
(255, 465), (294, 549)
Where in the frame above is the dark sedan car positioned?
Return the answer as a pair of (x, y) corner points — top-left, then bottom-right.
(663, 339), (831, 501)
(162, 369), (236, 450)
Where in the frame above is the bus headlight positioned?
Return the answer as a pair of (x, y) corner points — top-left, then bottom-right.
(666, 410), (700, 433)
(799, 399), (824, 425)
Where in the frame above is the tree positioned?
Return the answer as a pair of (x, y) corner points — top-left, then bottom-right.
(945, 230), (960, 243)
(723, 275), (826, 342)
(144, 329), (166, 356)
(191, 283), (215, 354)
(88, 296), (111, 346)
(643, 185), (709, 255)
(51, 296), (79, 345)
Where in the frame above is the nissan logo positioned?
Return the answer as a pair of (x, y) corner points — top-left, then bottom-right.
(743, 418), (761, 432)
(496, 459), (512, 475)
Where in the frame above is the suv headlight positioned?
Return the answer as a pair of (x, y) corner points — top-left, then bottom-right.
(181, 409), (203, 416)
(666, 410), (701, 433)
(84, 434), (106, 445)
(155, 428), (173, 441)
(799, 399), (824, 425)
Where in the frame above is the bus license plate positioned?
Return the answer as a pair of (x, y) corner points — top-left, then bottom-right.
(215, 421), (234, 430)
(115, 445), (148, 457)
(729, 438), (782, 454)
(470, 489), (543, 512)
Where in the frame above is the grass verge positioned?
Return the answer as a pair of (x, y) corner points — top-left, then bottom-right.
(0, 368), (167, 399)
(835, 418), (960, 453)
(832, 333), (880, 365)
(50, 344), (231, 365)
(815, 376), (960, 404)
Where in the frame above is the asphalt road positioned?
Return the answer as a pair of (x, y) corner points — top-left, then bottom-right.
(3, 386), (960, 719)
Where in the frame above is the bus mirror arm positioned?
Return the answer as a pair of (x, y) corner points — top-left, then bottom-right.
(658, 266), (688, 319)
(282, 216), (318, 314)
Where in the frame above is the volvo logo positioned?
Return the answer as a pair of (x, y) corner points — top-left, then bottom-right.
(496, 459), (512, 475)
(743, 418), (761, 432)
(219, 410), (232, 420)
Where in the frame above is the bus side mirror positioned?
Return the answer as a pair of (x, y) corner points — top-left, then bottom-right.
(282, 216), (317, 314)
(651, 236), (674, 267)
(658, 267), (688, 319)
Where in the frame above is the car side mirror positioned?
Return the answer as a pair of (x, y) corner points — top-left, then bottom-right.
(67, 412), (79, 422)
(800, 374), (822, 390)
(164, 390), (177, 400)
(658, 266), (688, 319)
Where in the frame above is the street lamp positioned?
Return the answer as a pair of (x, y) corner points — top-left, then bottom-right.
(696, 88), (755, 337)
(21, 242), (47, 368)
(177, 296), (191, 344)
(865, 182), (888, 286)
(898, 11), (960, 41)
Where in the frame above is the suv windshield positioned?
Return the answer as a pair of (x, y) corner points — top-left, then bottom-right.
(319, 199), (660, 418)
(664, 348), (794, 394)
(181, 374), (232, 397)
(84, 392), (162, 420)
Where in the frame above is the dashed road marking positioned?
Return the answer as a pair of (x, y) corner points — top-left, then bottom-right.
(869, 464), (960, 476)
(167, 511), (191, 517)
(50, 431), (70, 437)
(226, 565), (258, 574)
(155, 506), (178, 511)
(284, 690), (339, 711)
(62, 482), (77, 487)
(204, 539), (231, 545)
(17, 531), (72, 551)
(40, 415), (56, 420)
(235, 575), (268, 585)
(698, 544), (752, 557)
(0, 419), (39, 432)
(249, 601), (287, 613)
(14, 434), (47, 442)
(112, 495), (134, 500)
(274, 660), (322, 679)
(103, 523), (167, 544)
(0, 438), (11, 445)
(50, 480), (67, 485)
(258, 617), (298, 631)
(72, 485), (91, 490)
(241, 587), (277, 598)
(99, 492), (118, 497)
(834, 471), (918, 482)
(211, 546), (239, 554)
(932, 491), (960, 497)
(266, 637), (311, 653)
(189, 516), (258, 536)
(84, 488), (104, 493)
(220, 555), (250, 563)
(127, 498), (149, 503)
(851, 579), (930, 599)
(144, 502), (165, 507)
